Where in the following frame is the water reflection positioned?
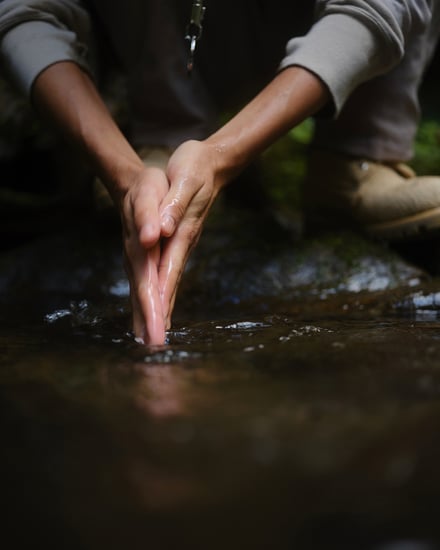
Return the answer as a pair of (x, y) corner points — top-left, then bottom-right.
(4, 299), (440, 548)
(375, 542), (437, 550)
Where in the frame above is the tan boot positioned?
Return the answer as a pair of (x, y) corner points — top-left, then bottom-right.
(303, 149), (440, 240)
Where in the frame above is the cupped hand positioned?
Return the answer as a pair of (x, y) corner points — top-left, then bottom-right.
(119, 165), (170, 345)
(158, 140), (227, 328)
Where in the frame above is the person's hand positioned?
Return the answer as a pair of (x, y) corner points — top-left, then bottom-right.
(119, 165), (170, 345)
(32, 61), (329, 344)
(158, 140), (228, 328)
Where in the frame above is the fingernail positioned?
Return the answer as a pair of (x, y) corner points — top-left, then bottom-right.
(162, 214), (176, 235)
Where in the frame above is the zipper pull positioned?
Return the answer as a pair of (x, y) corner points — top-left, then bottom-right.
(185, 0), (206, 75)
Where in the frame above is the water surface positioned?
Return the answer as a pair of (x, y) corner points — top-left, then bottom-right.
(2, 218), (440, 550)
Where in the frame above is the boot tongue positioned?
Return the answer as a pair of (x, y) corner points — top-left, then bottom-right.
(389, 162), (416, 179)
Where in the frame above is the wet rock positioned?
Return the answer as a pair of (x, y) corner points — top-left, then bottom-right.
(0, 220), (124, 301)
(179, 207), (425, 313)
(0, 206), (429, 324)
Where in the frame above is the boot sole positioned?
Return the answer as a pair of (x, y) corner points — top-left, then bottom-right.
(367, 207), (440, 241)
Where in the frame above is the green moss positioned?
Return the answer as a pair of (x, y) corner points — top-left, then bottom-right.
(410, 119), (440, 175)
(260, 119), (314, 212)
(298, 230), (396, 268)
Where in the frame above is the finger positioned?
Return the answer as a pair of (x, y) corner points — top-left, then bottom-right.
(158, 221), (201, 325)
(133, 190), (161, 249)
(130, 287), (147, 342)
(124, 228), (165, 345)
(130, 168), (169, 248)
(123, 249), (147, 341)
(164, 283), (177, 331)
(160, 176), (202, 237)
(137, 242), (166, 346)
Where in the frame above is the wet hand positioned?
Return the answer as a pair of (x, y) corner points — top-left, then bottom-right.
(119, 166), (170, 345)
(158, 140), (226, 328)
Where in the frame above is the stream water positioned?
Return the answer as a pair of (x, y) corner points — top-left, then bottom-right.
(2, 213), (440, 550)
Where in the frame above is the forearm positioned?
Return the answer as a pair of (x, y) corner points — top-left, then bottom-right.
(31, 61), (143, 200)
(204, 66), (330, 183)
(32, 60), (169, 344)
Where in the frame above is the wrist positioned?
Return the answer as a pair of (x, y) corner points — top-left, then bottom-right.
(96, 153), (145, 202)
(203, 137), (247, 186)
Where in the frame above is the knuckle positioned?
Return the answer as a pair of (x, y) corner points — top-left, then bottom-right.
(169, 202), (186, 222)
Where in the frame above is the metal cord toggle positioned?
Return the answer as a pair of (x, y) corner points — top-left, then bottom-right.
(185, 0), (206, 75)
